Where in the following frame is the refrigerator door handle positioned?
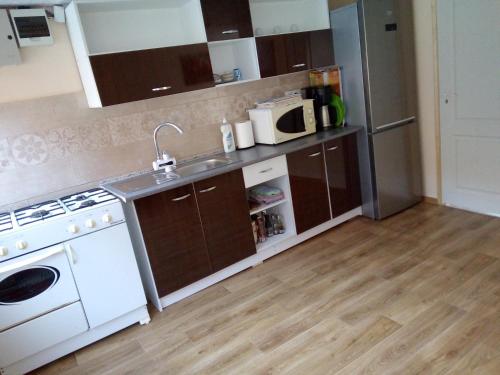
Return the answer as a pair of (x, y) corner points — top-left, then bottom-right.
(374, 116), (416, 133)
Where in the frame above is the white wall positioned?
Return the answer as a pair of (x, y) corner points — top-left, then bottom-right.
(0, 20), (82, 103)
(413, 0), (439, 199)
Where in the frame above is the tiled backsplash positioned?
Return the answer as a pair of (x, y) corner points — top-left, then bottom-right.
(0, 72), (308, 208)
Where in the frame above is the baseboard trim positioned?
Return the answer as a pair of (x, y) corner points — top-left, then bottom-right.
(423, 196), (439, 205)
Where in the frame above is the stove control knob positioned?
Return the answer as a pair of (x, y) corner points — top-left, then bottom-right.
(0, 247), (8, 256)
(16, 240), (28, 251)
(102, 213), (113, 224)
(68, 224), (80, 234)
(85, 219), (96, 229)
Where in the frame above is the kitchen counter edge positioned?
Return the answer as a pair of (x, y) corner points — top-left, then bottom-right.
(101, 126), (363, 202)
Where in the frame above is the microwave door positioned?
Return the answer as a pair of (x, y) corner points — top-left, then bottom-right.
(276, 106), (306, 134)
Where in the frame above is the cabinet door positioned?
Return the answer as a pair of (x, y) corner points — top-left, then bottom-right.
(256, 35), (288, 78)
(194, 170), (256, 272)
(90, 44), (214, 106)
(68, 223), (146, 328)
(201, 0), (253, 42)
(324, 134), (362, 218)
(309, 29), (335, 68)
(285, 32), (312, 73)
(134, 185), (212, 297)
(287, 144), (331, 234)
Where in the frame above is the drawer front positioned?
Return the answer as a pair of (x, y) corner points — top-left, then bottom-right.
(243, 155), (288, 188)
(0, 302), (88, 368)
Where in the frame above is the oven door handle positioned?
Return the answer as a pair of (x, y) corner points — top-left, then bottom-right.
(65, 244), (77, 265)
(0, 245), (66, 275)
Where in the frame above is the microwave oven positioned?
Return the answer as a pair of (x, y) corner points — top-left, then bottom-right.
(248, 99), (316, 145)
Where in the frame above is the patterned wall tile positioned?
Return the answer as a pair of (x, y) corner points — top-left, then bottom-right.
(11, 134), (49, 166)
(46, 126), (82, 159)
(78, 120), (112, 151)
(0, 139), (15, 172)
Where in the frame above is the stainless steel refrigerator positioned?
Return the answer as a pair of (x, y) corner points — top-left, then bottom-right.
(331, 1), (422, 219)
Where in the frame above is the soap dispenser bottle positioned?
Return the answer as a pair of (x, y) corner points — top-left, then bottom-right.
(220, 118), (236, 153)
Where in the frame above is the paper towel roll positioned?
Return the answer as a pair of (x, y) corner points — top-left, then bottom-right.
(234, 120), (255, 149)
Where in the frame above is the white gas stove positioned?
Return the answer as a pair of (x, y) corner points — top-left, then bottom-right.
(0, 189), (123, 263)
(0, 189), (149, 375)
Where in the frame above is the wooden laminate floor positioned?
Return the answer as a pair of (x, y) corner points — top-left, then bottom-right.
(34, 203), (500, 375)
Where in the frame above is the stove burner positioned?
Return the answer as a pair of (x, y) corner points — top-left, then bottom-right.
(0, 212), (13, 233)
(14, 200), (66, 226)
(60, 188), (118, 212)
(30, 209), (49, 219)
(80, 200), (96, 208)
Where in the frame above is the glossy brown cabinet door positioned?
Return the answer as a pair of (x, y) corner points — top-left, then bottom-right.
(134, 185), (212, 297)
(256, 29), (334, 78)
(287, 144), (331, 234)
(324, 134), (362, 218)
(309, 29), (335, 68)
(90, 44), (214, 106)
(201, 0), (253, 42)
(194, 170), (256, 272)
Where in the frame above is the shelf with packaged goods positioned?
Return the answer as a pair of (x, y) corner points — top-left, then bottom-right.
(249, 198), (289, 216)
(208, 37), (261, 85)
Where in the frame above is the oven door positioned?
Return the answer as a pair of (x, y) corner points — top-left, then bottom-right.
(0, 244), (81, 332)
(275, 105), (307, 136)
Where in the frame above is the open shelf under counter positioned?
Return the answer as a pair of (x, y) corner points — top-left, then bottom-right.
(76, 0), (207, 55)
(249, 198), (289, 216)
(256, 232), (294, 253)
(208, 37), (261, 84)
(249, 0), (330, 37)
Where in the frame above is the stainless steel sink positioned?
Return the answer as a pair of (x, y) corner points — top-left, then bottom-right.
(105, 155), (238, 196)
(175, 157), (234, 176)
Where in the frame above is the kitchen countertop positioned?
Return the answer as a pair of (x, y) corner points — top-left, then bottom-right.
(102, 126), (363, 202)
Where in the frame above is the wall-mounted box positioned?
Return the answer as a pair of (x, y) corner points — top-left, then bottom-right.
(9, 8), (53, 47)
(0, 9), (21, 66)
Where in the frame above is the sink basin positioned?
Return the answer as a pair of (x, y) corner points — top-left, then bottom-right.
(175, 157), (235, 176)
(105, 155), (237, 197)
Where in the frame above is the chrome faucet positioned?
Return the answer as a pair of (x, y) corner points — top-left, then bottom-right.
(152, 122), (183, 172)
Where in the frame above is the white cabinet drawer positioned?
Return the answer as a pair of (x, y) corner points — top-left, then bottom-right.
(0, 302), (88, 368)
(243, 155), (288, 188)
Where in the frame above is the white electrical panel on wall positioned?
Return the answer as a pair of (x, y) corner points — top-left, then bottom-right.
(0, 9), (21, 66)
(9, 8), (53, 47)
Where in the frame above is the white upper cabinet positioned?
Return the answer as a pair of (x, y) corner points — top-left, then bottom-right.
(75, 0), (207, 55)
(249, 0), (330, 37)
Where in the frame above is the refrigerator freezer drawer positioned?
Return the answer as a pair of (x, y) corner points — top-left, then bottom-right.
(371, 121), (422, 218)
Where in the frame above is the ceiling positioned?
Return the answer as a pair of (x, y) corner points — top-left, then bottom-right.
(0, 0), (68, 5)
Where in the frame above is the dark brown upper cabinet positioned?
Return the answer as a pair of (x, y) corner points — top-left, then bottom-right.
(256, 29), (334, 79)
(201, 0), (253, 42)
(90, 44), (214, 107)
(287, 144), (331, 234)
(134, 184), (212, 297)
(194, 170), (257, 272)
(324, 134), (362, 218)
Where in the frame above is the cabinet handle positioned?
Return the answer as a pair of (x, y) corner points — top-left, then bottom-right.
(259, 168), (273, 174)
(327, 146), (339, 151)
(152, 86), (172, 92)
(222, 29), (239, 34)
(292, 63), (306, 68)
(171, 194), (191, 202)
(308, 152), (322, 158)
(199, 186), (217, 194)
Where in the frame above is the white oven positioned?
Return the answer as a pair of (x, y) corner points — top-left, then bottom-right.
(0, 245), (81, 332)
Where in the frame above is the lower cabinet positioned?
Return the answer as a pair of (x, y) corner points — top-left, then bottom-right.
(324, 134), (362, 218)
(287, 144), (331, 234)
(134, 184), (212, 297)
(134, 169), (256, 296)
(194, 169), (257, 272)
